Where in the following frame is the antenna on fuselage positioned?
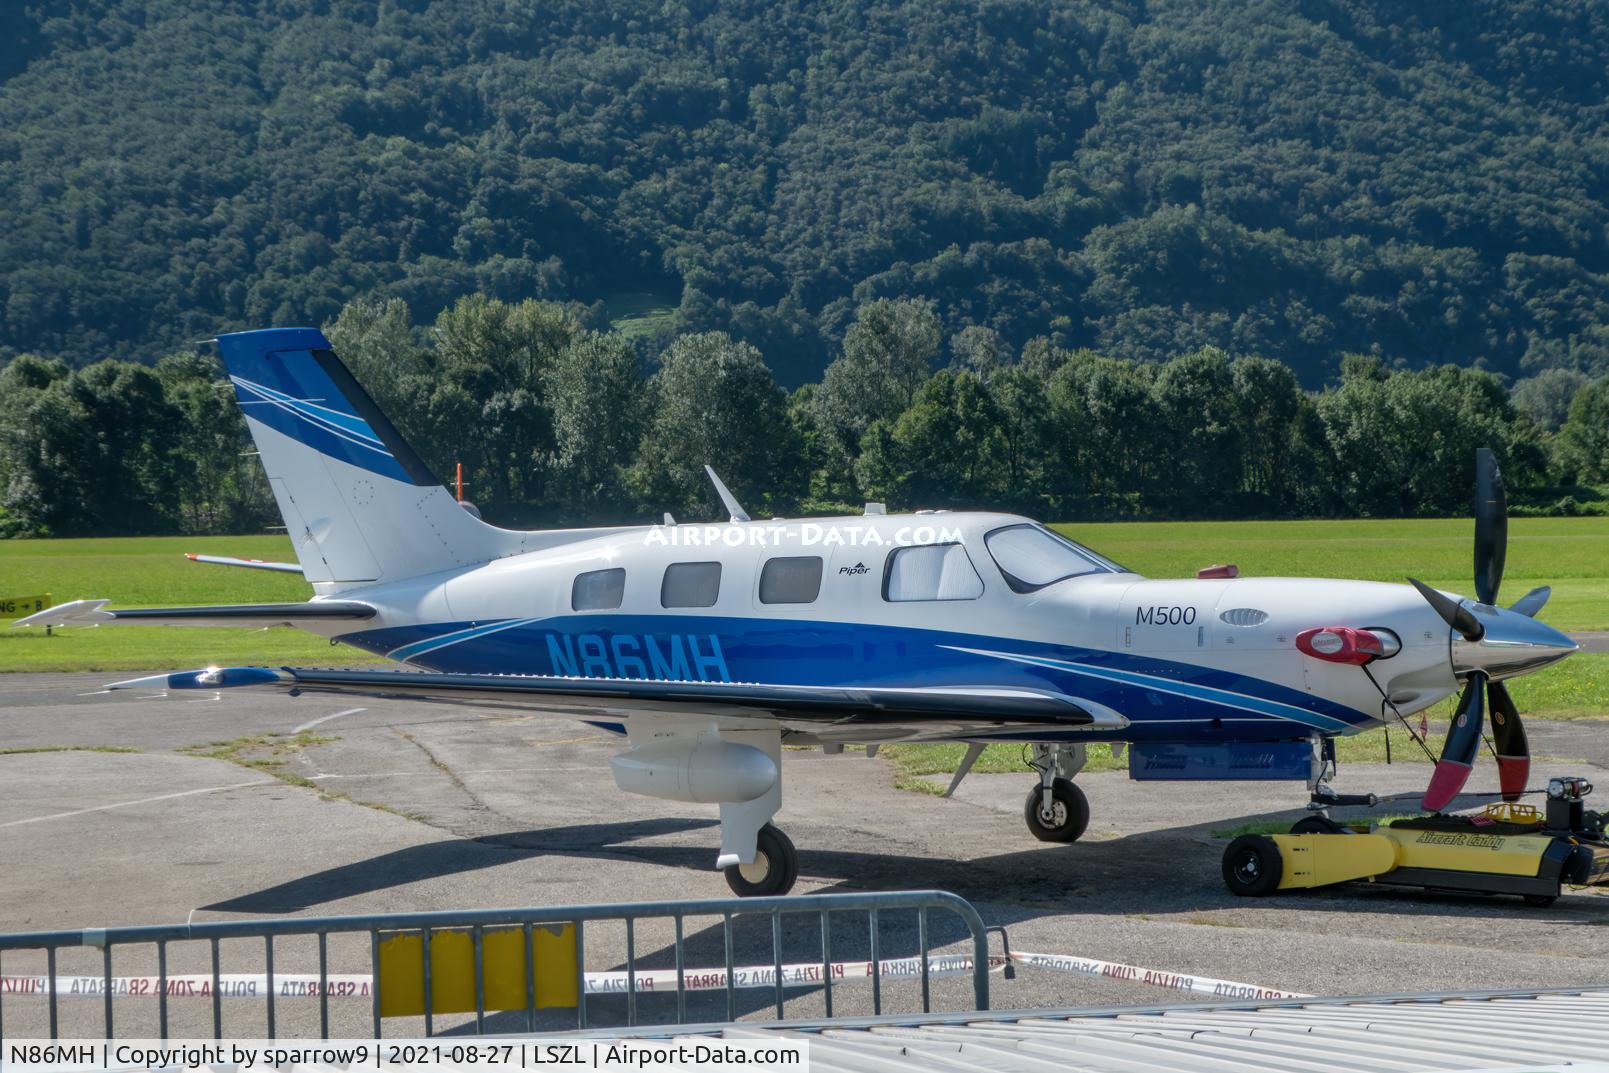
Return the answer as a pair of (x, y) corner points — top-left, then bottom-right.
(663, 512), (677, 525)
(704, 465), (751, 523)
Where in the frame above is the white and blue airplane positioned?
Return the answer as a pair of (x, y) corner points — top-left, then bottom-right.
(18, 328), (1580, 896)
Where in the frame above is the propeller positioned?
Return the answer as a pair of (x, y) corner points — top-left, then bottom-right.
(1423, 671), (1486, 812)
(1413, 448), (1532, 811)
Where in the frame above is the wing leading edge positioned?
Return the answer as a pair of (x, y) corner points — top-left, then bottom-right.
(106, 665), (1128, 743)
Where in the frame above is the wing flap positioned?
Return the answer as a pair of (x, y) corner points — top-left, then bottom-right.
(15, 600), (375, 629)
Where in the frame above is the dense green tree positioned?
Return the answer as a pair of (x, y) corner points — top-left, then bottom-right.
(154, 352), (276, 534)
(1316, 358), (1543, 517)
(543, 332), (646, 522)
(1146, 348), (1244, 517)
(1511, 369), (1590, 434)
(813, 299), (943, 452)
(855, 371), (1008, 508)
(1554, 379), (1609, 485)
(0, 360), (183, 536)
(629, 332), (796, 519)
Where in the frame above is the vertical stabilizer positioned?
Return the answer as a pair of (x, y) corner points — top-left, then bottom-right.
(216, 328), (517, 587)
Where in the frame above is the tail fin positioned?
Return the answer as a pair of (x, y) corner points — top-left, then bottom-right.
(217, 327), (516, 587)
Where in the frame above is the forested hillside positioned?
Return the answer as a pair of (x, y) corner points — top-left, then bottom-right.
(1, 0), (1606, 385)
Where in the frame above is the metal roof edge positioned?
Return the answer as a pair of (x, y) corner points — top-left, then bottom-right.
(529, 983), (1609, 1040)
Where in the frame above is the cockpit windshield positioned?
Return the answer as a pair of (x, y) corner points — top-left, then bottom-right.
(984, 524), (1127, 593)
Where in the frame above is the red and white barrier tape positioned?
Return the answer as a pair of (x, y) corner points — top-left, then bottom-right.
(0, 950), (1305, 1003)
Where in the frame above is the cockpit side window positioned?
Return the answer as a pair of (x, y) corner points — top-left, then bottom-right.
(883, 543), (984, 601)
(984, 524), (1124, 593)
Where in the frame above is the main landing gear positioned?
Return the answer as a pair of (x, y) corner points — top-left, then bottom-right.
(1023, 743), (1090, 842)
(611, 717), (800, 898)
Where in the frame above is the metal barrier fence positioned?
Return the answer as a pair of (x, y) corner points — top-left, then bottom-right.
(0, 891), (989, 1040)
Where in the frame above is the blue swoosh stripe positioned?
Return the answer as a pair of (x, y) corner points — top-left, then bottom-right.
(234, 376), (384, 443)
(232, 378), (392, 455)
(945, 646), (1359, 732)
(387, 618), (542, 663)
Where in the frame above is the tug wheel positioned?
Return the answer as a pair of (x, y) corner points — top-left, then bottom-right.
(1024, 779), (1090, 843)
(1223, 835), (1284, 897)
(1291, 815), (1346, 835)
(723, 824), (799, 898)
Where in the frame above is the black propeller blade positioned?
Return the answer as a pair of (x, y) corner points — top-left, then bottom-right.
(1423, 671), (1487, 812)
(1407, 577), (1484, 642)
(1488, 679), (1530, 802)
(1508, 585), (1551, 618)
(1473, 446), (1507, 605)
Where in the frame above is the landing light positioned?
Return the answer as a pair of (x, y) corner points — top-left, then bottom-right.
(1296, 626), (1384, 665)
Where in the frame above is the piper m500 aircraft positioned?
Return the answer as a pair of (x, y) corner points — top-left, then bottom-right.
(18, 328), (1580, 896)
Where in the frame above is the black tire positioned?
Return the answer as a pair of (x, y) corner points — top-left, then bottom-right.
(1291, 815), (1345, 835)
(1523, 893), (1557, 908)
(723, 824), (799, 897)
(1023, 778), (1090, 843)
(1223, 835), (1284, 897)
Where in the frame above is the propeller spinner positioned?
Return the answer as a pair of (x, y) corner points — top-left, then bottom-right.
(1410, 448), (1576, 811)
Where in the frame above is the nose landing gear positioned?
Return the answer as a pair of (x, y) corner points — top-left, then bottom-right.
(1024, 743), (1090, 842)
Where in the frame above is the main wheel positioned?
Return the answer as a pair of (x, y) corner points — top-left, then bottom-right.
(723, 823), (799, 897)
(1291, 815), (1345, 835)
(1223, 835), (1284, 897)
(1023, 778), (1090, 843)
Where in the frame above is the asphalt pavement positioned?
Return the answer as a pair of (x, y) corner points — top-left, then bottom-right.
(0, 671), (1605, 1038)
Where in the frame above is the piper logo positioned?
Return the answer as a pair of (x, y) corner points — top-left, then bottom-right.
(839, 562), (870, 576)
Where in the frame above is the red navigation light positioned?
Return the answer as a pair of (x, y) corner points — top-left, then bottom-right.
(1295, 626), (1384, 665)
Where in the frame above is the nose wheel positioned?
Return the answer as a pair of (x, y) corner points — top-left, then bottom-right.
(1024, 778), (1090, 842)
(723, 823), (799, 897)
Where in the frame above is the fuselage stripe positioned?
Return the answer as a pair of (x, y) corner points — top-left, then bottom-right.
(942, 645), (1359, 732)
(386, 618), (543, 663)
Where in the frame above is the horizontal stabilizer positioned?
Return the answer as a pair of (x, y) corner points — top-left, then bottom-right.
(15, 600), (375, 629)
(101, 664), (1127, 738)
(186, 552), (304, 575)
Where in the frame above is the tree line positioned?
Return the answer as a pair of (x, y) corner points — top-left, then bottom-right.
(1, 1), (1606, 388)
(3, 297), (1605, 539)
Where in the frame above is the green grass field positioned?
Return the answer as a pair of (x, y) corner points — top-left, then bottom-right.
(1051, 516), (1609, 633)
(0, 535), (366, 672)
(605, 290), (678, 339)
(2, 519), (1605, 681)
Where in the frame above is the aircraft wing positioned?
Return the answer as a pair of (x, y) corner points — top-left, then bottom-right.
(14, 600), (375, 629)
(105, 665), (1127, 742)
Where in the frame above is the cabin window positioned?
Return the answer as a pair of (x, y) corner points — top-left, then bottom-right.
(759, 556), (823, 604)
(571, 567), (626, 611)
(661, 561), (722, 608)
(883, 543), (984, 601)
(984, 524), (1118, 593)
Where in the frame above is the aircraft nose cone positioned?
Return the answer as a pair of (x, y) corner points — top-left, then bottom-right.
(1452, 604), (1579, 680)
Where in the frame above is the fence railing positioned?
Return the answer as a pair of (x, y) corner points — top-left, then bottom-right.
(0, 890), (989, 1040)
